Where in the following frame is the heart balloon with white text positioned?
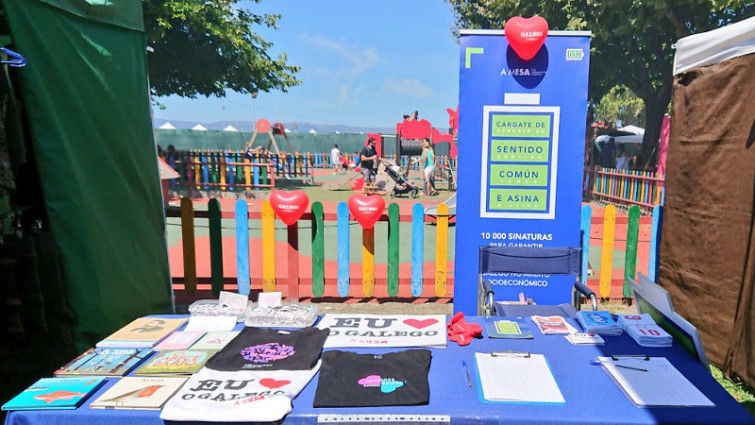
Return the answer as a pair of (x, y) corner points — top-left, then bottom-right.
(504, 16), (549, 61)
(269, 190), (309, 226)
(348, 195), (385, 230)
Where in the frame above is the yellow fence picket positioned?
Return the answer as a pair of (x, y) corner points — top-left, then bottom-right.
(599, 204), (616, 298)
(435, 204), (448, 297)
(261, 200), (276, 292)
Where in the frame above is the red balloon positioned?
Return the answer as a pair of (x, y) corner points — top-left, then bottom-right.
(256, 119), (271, 133)
(348, 195), (385, 230)
(504, 16), (549, 61)
(269, 190), (309, 226)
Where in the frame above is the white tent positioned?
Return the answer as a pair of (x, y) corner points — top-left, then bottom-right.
(158, 122), (176, 130)
(191, 124), (208, 131)
(618, 125), (645, 135)
(673, 16), (755, 75)
(284, 128), (292, 133)
(223, 125), (239, 132)
(308, 129), (317, 134)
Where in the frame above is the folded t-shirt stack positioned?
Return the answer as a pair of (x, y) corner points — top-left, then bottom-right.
(160, 327), (329, 422)
(314, 349), (432, 407)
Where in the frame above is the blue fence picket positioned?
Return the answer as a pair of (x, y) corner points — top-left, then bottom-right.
(235, 199), (250, 296)
(649, 205), (663, 282)
(580, 205), (592, 285)
(337, 202), (350, 297)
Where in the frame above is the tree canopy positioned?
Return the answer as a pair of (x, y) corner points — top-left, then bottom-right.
(143, 0), (301, 99)
(447, 0), (754, 167)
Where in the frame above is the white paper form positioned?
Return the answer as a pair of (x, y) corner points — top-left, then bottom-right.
(474, 352), (565, 404)
(597, 356), (714, 407)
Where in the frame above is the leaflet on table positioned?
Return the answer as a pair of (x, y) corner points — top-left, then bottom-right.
(2, 377), (106, 411)
(96, 317), (187, 348)
(134, 349), (217, 376)
(485, 318), (534, 339)
(191, 331), (240, 350)
(54, 348), (151, 376)
(617, 314), (673, 347)
(90, 376), (187, 410)
(153, 331), (205, 351)
(576, 311), (623, 336)
(531, 315), (578, 334)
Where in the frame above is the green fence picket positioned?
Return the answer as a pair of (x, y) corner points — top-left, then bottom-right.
(208, 198), (223, 297)
(387, 203), (400, 297)
(311, 202), (325, 297)
(624, 205), (640, 298)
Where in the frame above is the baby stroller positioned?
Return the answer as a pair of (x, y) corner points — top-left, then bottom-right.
(382, 159), (420, 198)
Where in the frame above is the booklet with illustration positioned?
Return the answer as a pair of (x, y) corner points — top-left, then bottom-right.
(90, 376), (187, 410)
(134, 349), (217, 376)
(55, 348), (151, 377)
(531, 315), (578, 335)
(485, 318), (534, 339)
(2, 377), (106, 411)
(96, 317), (187, 348)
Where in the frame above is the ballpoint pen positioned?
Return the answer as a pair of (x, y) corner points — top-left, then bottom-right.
(462, 360), (472, 387)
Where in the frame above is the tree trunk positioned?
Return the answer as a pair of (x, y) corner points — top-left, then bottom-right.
(640, 85), (672, 171)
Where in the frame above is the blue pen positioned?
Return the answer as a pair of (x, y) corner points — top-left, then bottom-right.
(462, 361), (472, 387)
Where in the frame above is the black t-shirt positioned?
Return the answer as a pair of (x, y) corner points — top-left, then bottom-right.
(314, 349), (432, 407)
(360, 146), (376, 170)
(204, 327), (329, 371)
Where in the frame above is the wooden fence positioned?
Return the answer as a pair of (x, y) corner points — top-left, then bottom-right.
(585, 166), (664, 210)
(169, 198), (661, 305)
(581, 204), (663, 301)
(169, 198), (451, 304)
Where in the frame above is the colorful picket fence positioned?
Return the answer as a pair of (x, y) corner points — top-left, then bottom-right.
(580, 204), (663, 300)
(170, 198), (452, 303)
(585, 166), (665, 210)
(169, 150), (457, 193)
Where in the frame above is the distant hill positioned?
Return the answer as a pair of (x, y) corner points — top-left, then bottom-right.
(152, 118), (394, 135)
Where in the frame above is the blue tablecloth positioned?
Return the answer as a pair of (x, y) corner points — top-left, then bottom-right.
(5, 316), (754, 425)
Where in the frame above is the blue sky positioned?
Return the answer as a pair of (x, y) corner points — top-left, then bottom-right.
(153, 0), (461, 129)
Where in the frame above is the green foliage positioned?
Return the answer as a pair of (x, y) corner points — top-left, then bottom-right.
(711, 365), (755, 415)
(446, 0), (755, 166)
(143, 0), (301, 98)
(592, 85), (644, 128)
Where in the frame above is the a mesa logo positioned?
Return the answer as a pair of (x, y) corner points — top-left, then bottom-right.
(500, 67), (546, 77)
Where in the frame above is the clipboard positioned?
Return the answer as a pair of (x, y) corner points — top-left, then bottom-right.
(473, 352), (565, 405)
(596, 356), (714, 407)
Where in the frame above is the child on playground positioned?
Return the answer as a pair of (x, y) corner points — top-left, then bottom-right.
(420, 138), (437, 196)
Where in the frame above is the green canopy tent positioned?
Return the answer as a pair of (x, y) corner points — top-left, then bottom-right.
(2, 0), (172, 350)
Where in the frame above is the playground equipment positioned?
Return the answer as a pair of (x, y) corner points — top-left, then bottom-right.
(382, 158), (420, 199)
(247, 119), (313, 184)
(394, 114), (457, 192)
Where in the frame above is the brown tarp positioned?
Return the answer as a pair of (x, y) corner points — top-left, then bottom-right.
(660, 53), (755, 385)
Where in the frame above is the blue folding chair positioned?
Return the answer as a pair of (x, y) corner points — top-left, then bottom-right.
(478, 246), (597, 317)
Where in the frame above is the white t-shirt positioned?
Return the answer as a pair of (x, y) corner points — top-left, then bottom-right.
(330, 147), (340, 163)
(616, 156), (629, 170)
(160, 362), (320, 422)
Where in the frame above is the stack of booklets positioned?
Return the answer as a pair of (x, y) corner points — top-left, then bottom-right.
(54, 348), (151, 377)
(2, 377), (106, 411)
(96, 317), (187, 349)
(617, 313), (673, 347)
(565, 332), (605, 345)
(90, 377), (188, 410)
(576, 311), (623, 336)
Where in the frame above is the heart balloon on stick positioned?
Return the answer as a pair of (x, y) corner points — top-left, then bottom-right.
(504, 16), (549, 61)
(348, 195), (385, 230)
(269, 190), (309, 225)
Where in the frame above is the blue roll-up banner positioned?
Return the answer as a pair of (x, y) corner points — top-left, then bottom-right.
(454, 30), (591, 314)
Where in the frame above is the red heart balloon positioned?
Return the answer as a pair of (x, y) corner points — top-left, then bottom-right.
(504, 16), (549, 61)
(269, 190), (309, 226)
(348, 195), (385, 229)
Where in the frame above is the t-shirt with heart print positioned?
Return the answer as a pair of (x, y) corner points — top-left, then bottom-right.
(313, 349), (432, 407)
(205, 327), (329, 371)
(160, 362), (319, 422)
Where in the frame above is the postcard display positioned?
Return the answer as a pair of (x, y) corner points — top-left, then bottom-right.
(454, 30), (591, 314)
